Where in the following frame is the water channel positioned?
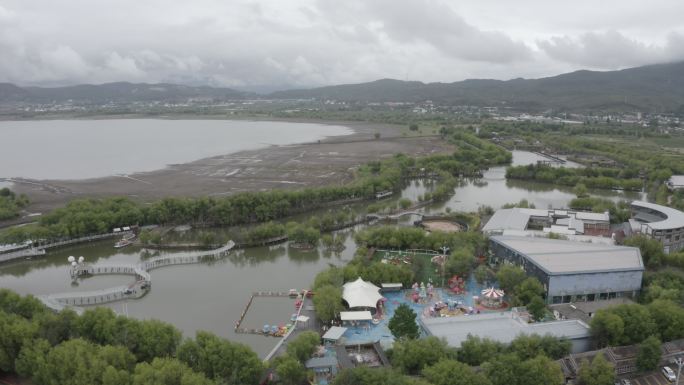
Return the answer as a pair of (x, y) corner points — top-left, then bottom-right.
(0, 150), (646, 357)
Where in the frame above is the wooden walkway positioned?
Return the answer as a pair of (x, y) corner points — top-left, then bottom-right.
(0, 231), (131, 264)
(38, 241), (235, 314)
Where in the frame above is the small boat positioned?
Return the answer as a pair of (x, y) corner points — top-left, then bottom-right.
(114, 238), (133, 248)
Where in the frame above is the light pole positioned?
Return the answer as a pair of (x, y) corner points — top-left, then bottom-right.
(676, 357), (683, 385)
(441, 246), (449, 288)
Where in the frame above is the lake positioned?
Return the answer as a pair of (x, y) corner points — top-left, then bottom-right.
(0, 119), (352, 180)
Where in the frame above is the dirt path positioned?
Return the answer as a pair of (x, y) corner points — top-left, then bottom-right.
(7, 120), (453, 222)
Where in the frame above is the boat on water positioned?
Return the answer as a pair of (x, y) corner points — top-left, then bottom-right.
(114, 238), (133, 248)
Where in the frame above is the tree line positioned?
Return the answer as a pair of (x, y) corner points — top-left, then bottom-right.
(0, 289), (263, 385)
(506, 164), (643, 191)
(0, 188), (29, 221)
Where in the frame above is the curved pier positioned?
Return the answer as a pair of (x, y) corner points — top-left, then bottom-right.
(38, 241), (235, 314)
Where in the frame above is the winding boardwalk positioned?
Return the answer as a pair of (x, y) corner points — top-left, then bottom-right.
(367, 210), (425, 221)
(38, 241), (235, 314)
(0, 231), (133, 263)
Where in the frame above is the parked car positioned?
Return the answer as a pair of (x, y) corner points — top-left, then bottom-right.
(662, 366), (676, 382)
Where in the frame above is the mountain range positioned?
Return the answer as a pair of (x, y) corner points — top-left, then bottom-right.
(2, 61), (684, 113)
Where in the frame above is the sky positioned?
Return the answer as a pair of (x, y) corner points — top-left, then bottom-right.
(1, 0), (684, 90)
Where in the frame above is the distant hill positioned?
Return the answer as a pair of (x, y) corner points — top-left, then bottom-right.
(2, 62), (684, 112)
(0, 82), (253, 104)
(269, 62), (684, 113)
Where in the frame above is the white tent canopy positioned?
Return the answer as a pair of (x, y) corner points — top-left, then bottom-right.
(481, 287), (505, 299)
(340, 311), (373, 321)
(342, 277), (382, 309)
(322, 326), (348, 341)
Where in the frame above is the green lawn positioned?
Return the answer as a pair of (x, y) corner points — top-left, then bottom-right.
(373, 249), (445, 286)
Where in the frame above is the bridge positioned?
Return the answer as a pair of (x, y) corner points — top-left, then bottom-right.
(38, 241), (235, 314)
(0, 231), (132, 264)
(366, 210), (425, 221)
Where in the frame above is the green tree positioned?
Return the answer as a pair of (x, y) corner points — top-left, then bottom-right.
(496, 265), (526, 294)
(647, 300), (684, 341)
(286, 331), (320, 363)
(609, 304), (656, 345)
(332, 367), (417, 385)
(274, 355), (307, 385)
(36, 339), (135, 385)
(409, 124), (419, 131)
(133, 357), (215, 385)
(590, 311), (624, 347)
(423, 359), (491, 385)
(516, 278), (545, 306)
(313, 285), (343, 324)
(138, 229), (151, 245)
(399, 198), (412, 209)
(446, 248), (476, 278)
(636, 336), (661, 372)
(624, 235), (665, 268)
(509, 334), (571, 360)
(474, 265), (489, 284)
(457, 335), (505, 366)
(388, 304), (420, 340)
(527, 296), (547, 321)
(391, 336), (453, 375)
(177, 331), (263, 385)
(482, 353), (563, 385)
(577, 353), (615, 385)
(15, 338), (51, 383)
(573, 183), (589, 198)
(0, 311), (38, 372)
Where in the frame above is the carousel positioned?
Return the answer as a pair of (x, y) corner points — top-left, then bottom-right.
(480, 287), (505, 308)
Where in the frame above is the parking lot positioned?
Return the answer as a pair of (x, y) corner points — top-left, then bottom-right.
(628, 370), (673, 385)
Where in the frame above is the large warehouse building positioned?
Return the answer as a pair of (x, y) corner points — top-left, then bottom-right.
(489, 236), (644, 304)
(630, 201), (684, 254)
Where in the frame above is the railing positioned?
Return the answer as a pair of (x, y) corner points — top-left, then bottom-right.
(39, 241), (235, 313)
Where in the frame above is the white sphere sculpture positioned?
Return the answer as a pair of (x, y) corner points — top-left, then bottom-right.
(71, 261), (77, 267)
(68, 256), (75, 263)
(78, 256), (84, 263)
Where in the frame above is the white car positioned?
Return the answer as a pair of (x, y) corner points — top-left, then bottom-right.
(662, 366), (676, 382)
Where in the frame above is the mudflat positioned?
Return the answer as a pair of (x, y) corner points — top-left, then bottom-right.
(8, 119), (453, 218)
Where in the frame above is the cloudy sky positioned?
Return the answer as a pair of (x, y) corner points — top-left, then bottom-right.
(1, 0), (684, 90)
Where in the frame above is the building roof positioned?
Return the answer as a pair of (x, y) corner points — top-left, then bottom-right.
(422, 312), (590, 348)
(340, 311), (372, 321)
(550, 298), (634, 323)
(482, 208), (533, 232)
(669, 175), (684, 188)
(305, 356), (339, 369)
(322, 326), (348, 341)
(342, 277), (382, 308)
(483, 208), (609, 234)
(490, 235), (644, 275)
(631, 201), (684, 230)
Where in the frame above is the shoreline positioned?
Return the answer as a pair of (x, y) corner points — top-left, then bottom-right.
(4, 117), (451, 226)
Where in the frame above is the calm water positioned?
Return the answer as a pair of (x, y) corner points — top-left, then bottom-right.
(404, 151), (643, 212)
(0, 150), (645, 357)
(0, 119), (352, 180)
(0, 229), (358, 358)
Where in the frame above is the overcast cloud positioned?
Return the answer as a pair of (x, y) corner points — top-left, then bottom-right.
(1, 0), (683, 89)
